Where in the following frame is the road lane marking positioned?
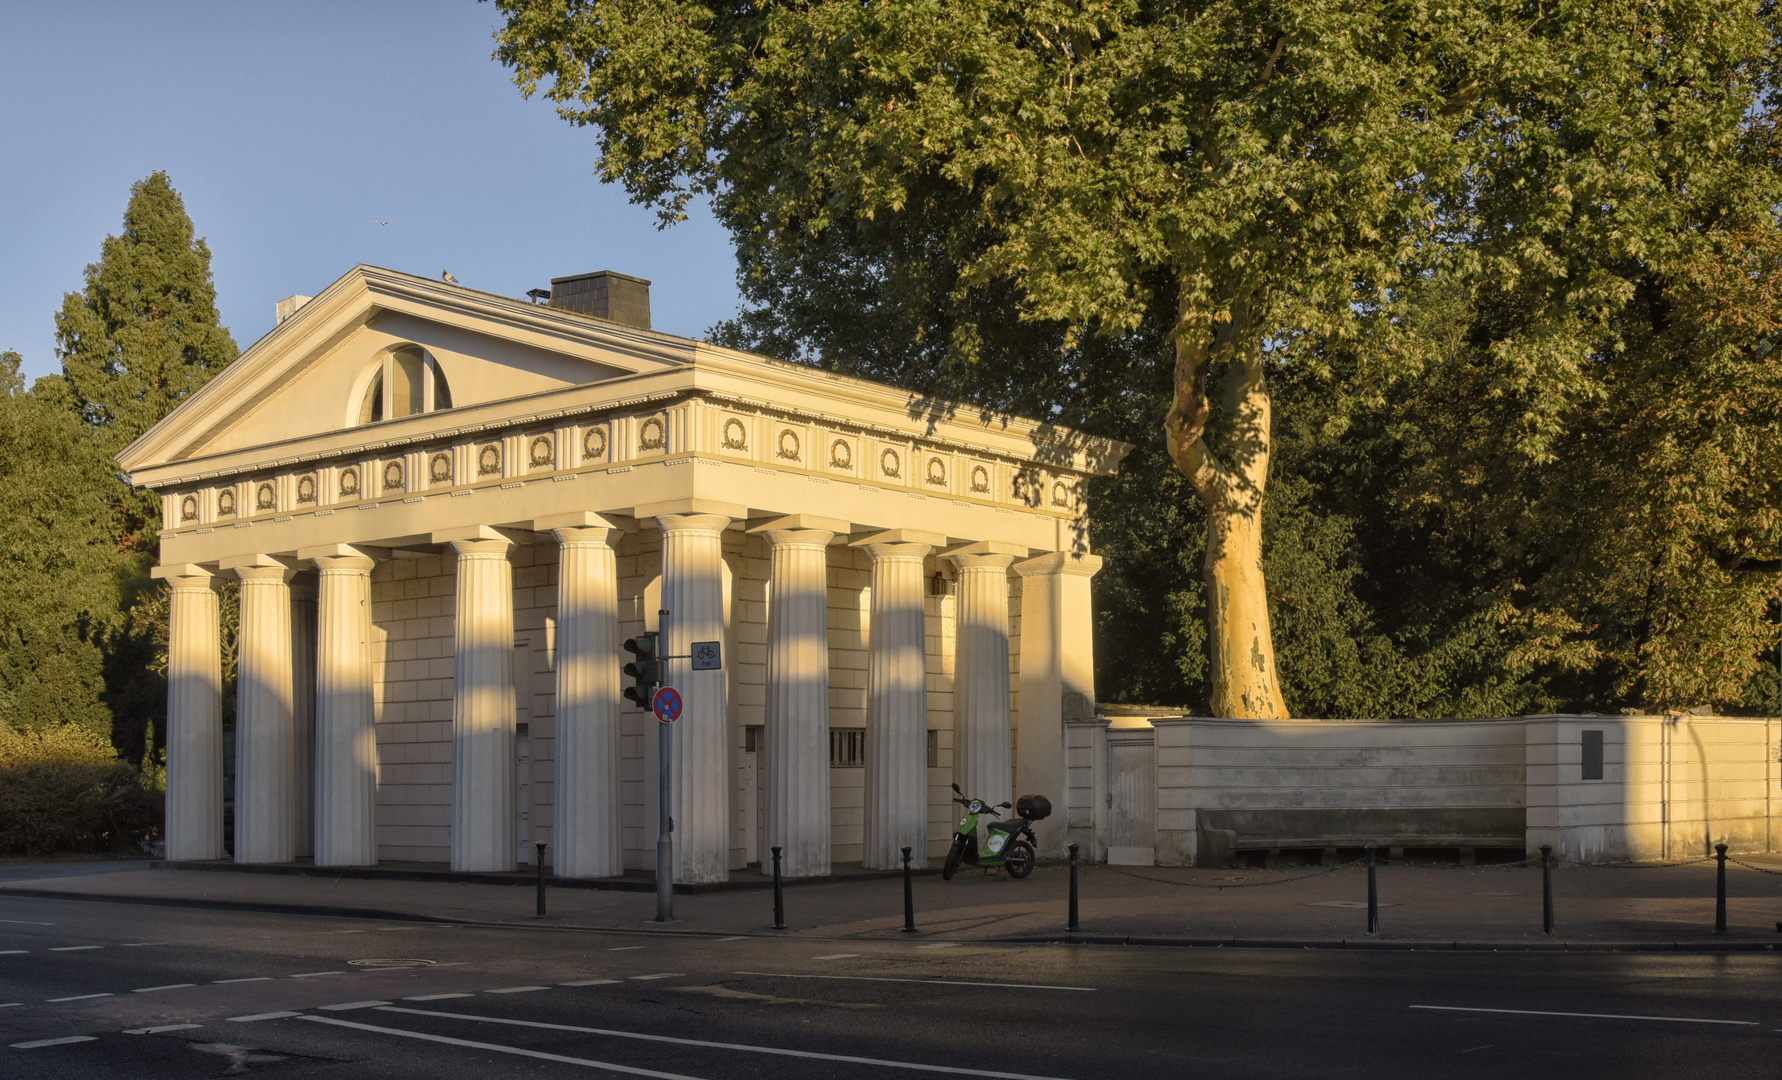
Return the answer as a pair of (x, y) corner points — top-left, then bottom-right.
(47, 945), (102, 951)
(713, 936), (746, 942)
(0, 918), (53, 926)
(301, 1015), (705, 1079)
(0, 1003), (21, 1008)
(486, 986), (549, 994)
(1460, 1046), (1494, 1054)
(290, 971), (346, 978)
(214, 977), (273, 984)
(318, 1001), (391, 1011)
(132, 984), (195, 993)
(1409, 1006), (1758, 1026)
(120, 942), (167, 947)
(377, 1006), (1084, 1080)
(916, 943), (960, 949)
(125, 1024), (202, 1035)
(812, 954), (859, 960)
(607, 945), (645, 951)
(10, 1036), (97, 1048)
(562, 979), (619, 987)
(0, 950), (26, 955)
(734, 971), (1095, 992)
(629, 974), (682, 980)
(404, 993), (473, 1001)
(227, 1011), (302, 1022)
(46, 993), (112, 1002)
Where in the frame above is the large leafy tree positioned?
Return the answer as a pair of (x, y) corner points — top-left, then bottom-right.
(495, 0), (1778, 716)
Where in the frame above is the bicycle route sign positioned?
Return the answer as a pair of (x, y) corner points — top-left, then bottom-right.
(652, 686), (683, 724)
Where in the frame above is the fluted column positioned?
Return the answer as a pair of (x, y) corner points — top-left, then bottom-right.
(861, 540), (933, 869)
(951, 551), (1017, 809)
(657, 513), (732, 885)
(543, 513), (624, 879)
(160, 565), (223, 861)
(1013, 551), (1104, 858)
(761, 525), (835, 877)
(310, 549), (379, 866)
(230, 559), (300, 864)
(289, 576), (317, 860)
(443, 530), (517, 873)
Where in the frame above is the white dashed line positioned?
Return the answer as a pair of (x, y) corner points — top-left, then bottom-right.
(813, 954), (859, 960)
(0, 1003), (21, 1008)
(562, 979), (619, 986)
(290, 971), (346, 978)
(46, 946), (102, 952)
(629, 974), (682, 981)
(713, 936), (746, 942)
(318, 1001), (391, 1011)
(125, 1024), (202, 1035)
(132, 983), (195, 993)
(46, 993), (112, 1002)
(0, 918), (53, 926)
(486, 986), (549, 994)
(916, 943), (960, 949)
(735, 972), (1095, 992)
(0, 950), (26, 955)
(608, 945), (645, 951)
(227, 1011), (302, 1022)
(214, 977), (273, 984)
(404, 993), (474, 1001)
(302, 1014), (703, 1079)
(10, 1035), (97, 1049)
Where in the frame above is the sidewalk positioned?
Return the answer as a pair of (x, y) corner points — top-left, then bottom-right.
(2, 855), (1779, 951)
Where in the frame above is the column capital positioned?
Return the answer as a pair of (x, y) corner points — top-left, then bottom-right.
(862, 541), (933, 561)
(223, 554), (303, 583)
(948, 550), (1018, 573)
(1012, 550), (1104, 579)
(850, 528), (947, 549)
(654, 512), (733, 535)
(298, 543), (390, 563)
(432, 525), (527, 549)
(749, 513), (850, 536)
(153, 563), (223, 590)
(534, 510), (626, 535)
(311, 554), (377, 573)
(757, 526), (835, 549)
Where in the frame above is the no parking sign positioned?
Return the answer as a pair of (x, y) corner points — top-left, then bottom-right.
(652, 686), (683, 724)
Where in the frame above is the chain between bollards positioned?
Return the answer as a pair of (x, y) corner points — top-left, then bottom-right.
(1067, 843), (1081, 932)
(1541, 844), (1554, 935)
(771, 845), (786, 930)
(1714, 842), (1728, 934)
(1365, 844), (1379, 935)
(534, 841), (547, 918)
(902, 846), (916, 932)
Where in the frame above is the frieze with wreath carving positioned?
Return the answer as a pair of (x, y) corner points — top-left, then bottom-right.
(879, 447), (901, 479)
(969, 465), (990, 494)
(829, 438), (853, 470)
(477, 444), (502, 476)
(217, 489), (236, 516)
(382, 460), (405, 491)
(181, 494), (199, 522)
(582, 427), (607, 462)
(430, 452), (453, 483)
(255, 483), (276, 512)
(721, 417), (748, 450)
(339, 467), (360, 498)
(777, 429), (801, 461)
(528, 435), (554, 468)
(925, 457), (946, 486)
(296, 475), (317, 504)
(638, 417), (667, 450)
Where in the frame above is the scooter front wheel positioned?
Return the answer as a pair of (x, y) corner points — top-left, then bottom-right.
(942, 835), (965, 880)
(1004, 839), (1035, 879)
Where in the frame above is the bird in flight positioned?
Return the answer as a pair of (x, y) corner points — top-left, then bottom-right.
(374, 220), (391, 226)
(442, 270), (459, 284)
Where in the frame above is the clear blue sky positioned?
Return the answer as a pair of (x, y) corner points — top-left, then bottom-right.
(0, 1), (741, 381)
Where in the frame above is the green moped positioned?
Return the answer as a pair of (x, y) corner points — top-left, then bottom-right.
(940, 783), (1052, 880)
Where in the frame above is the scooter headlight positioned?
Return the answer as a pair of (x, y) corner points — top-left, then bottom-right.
(969, 800), (983, 813)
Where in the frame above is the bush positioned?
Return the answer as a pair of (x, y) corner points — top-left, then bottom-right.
(0, 722), (161, 855)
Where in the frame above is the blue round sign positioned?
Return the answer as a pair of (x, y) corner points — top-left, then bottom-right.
(652, 686), (683, 723)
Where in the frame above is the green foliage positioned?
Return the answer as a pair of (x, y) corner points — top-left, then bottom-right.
(0, 722), (161, 856)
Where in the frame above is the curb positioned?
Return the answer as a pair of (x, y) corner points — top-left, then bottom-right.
(144, 859), (939, 894)
(1001, 932), (1782, 953)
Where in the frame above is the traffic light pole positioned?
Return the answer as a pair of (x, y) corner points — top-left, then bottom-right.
(655, 606), (673, 923)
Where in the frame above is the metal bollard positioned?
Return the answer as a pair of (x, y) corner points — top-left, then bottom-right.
(535, 841), (547, 918)
(1366, 844), (1379, 935)
(902, 846), (916, 933)
(1715, 843), (1728, 935)
(1541, 844), (1554, 935)
(1068, 843), (1081, 933)
(771, 845), (786, 930)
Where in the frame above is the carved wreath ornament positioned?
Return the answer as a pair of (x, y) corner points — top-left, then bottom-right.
(296, 475), (317, 504)
(478, 444), (501, 476)
(970, 465), (990, 494)
(925, 457), (946, 486)
(777, 429), (800, 461)
(383, 460), (404, 491)
(880, 447), (901, 478)
(722, 418), (748, 450)
(829, 439), (852, 470)
(339, 467), (360, 497)
(529, 435), (554, 468)
(639, 417), (666, 450)
(430, 453), (453, 483)
(180, 494), (198, 522)
(582, 427), (607, 462)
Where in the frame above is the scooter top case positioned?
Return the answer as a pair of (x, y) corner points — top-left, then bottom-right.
(1014, 794), (1052, 821)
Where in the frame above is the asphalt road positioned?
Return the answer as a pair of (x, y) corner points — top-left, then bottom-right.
(1, 894), (1778, 1079)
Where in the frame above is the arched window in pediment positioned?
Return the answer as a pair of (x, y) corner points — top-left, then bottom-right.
(356, 346), (451, 426)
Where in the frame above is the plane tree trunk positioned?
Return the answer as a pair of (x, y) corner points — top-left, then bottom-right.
(1163, 295), (1290, 720)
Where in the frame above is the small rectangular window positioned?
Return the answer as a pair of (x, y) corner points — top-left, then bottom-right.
(829, 728), (865, 768)
(1581, 729), (1605, 781)
(744, 726), (761, 754)
(927, 729), (940, 769)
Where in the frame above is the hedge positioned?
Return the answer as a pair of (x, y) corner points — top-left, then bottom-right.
(0, 723), (161, 855)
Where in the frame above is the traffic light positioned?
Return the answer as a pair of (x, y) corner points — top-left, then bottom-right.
(622, 632), (660, 709)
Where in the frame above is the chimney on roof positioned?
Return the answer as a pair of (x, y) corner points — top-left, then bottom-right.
(546, 271), (651, 330)
(275, 295), (312, 325)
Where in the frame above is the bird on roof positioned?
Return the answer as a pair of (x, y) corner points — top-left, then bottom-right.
(442, 270), (458, 284)
(374, 220), (390, 226)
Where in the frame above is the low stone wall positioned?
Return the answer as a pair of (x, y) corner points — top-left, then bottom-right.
(1067, 714), (1781, 866)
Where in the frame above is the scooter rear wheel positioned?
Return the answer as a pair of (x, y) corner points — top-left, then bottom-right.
(1004, 839), (1035, 879)
(942, 835), (965, 880)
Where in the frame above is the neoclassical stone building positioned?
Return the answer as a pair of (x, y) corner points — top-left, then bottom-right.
(121, 266), (1125, 883)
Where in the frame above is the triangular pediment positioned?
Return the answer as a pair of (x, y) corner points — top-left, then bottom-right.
(119, 265), (692, 471)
